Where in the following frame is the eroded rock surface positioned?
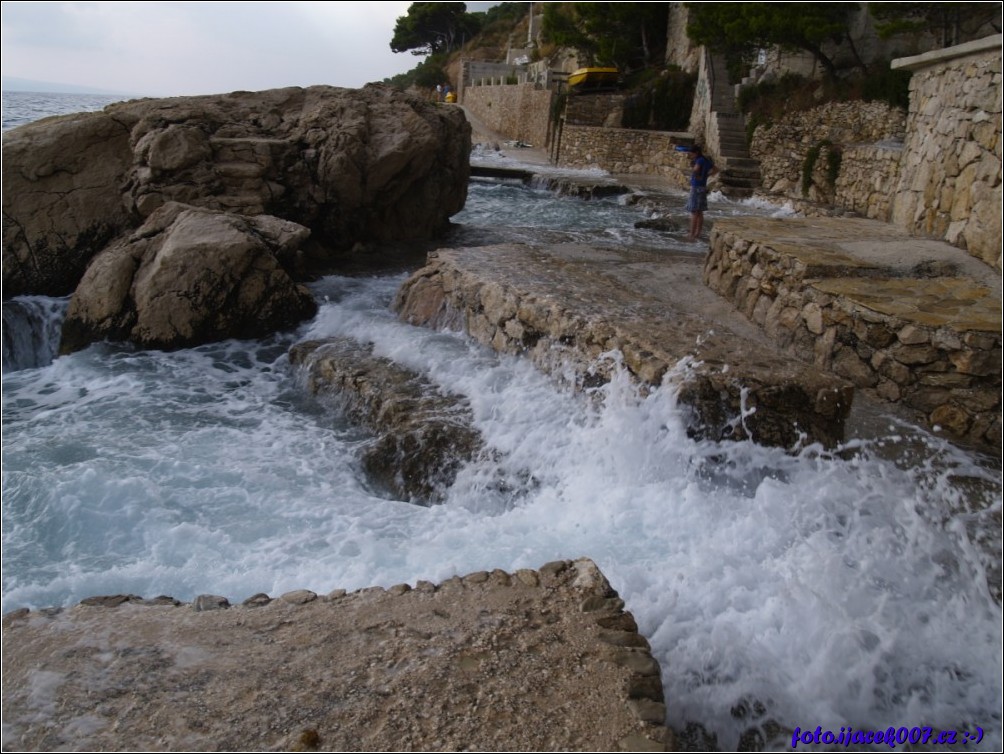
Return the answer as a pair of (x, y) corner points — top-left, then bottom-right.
(60, 203), (317, 353)
(3, 84), (470, 298)
(2, 559), (673, 752)
(290, 337), (484, 503)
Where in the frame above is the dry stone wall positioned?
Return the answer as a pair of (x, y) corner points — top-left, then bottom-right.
(891, 36), (1002, 270)
(461, 83), (553, 148)
(834, 142), (903, 221)
(705, 217), (1001, 452)
(751, 100), (906, 204)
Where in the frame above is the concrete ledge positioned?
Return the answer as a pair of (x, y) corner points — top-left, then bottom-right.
(892, 34), (1003, 71)
(1, 559), (673, 752)
(395, 243), (853, 449)
(705, 217), (1001, 452)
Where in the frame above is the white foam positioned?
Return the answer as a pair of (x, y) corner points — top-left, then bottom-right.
(3, 191), (999, 751)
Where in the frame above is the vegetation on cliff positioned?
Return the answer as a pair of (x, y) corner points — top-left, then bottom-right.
(539, 2), (670, 71)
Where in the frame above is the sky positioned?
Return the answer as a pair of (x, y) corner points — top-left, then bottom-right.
(0, 1), (471, 97)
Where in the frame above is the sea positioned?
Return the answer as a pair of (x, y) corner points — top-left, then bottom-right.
(2, 91), (1001, 750)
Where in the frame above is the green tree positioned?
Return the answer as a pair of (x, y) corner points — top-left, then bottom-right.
(870, 2), (1001, 48)
(391, 2), (482, 56)
(542, 3), (669, 70)
(687, 2), (859, 80)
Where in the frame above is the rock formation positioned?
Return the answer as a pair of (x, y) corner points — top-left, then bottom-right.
(3, 84), (471, 300)
(60, 203), (317, 353)
(289, 337), (485, 504)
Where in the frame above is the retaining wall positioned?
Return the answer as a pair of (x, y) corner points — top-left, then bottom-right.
(751, 100), (906, 204)
(705, 217), (1001, 452)
(891, 35), (1003, 270)
(556, 124), (691, 183)
(460, 83), (553, 148)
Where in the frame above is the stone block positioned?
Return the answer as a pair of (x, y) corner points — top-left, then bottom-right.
(897, 324), (930, 345)
(949, 349), (1000, 376)
(892, 344), (940, 365)
(930, 404), (972, 436)
(833, 347), (878, 387)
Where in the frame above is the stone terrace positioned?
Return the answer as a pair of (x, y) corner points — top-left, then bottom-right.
(705, 216), (1001, 453)
(395, 243), (854, 449)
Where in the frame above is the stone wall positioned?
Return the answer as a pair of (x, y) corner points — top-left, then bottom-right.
(891, 36), (1003, 270)
(556, 125), (691, 183)
(705, 218), (1001, 452)
(688, 50), (712, 160)
(566, 93), (626, 127)
(751, 100), (907, 204)
(834, 142), (903, 221)
(461, 83), (553, 148)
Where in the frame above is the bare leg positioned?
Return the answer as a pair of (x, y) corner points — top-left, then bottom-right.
(688, 211), (704, 241)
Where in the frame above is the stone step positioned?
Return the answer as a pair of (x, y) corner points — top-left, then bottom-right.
(723, 157), (761, 171)
(722, 167), (761, 181)
(718, 185), (756, 199)
(213, 194), (266, 214)
(720, 176), (760, 189)
(214, 161), (266, 179)
(720, 143), (749, 153)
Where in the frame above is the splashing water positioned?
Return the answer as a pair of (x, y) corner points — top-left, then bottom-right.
(2, 176), (1000, 750)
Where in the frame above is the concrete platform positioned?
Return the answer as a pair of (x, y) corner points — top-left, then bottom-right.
(1, 559), (673, 752)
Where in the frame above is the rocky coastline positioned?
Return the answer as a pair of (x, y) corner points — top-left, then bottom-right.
(2, 81), (1000, 752)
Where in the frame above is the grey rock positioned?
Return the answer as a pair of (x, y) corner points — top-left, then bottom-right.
(60, 203), (317, 353)
(4, 84), (470, 298)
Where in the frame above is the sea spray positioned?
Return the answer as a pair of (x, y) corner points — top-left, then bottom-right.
(2, 178), (1000, 750)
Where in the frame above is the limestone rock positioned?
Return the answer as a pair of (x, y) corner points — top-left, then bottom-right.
(60, 203), (317, 353)
(288, 337), (485, 504)
(1, 110), (134, 297)
(3, 84), (470, 298)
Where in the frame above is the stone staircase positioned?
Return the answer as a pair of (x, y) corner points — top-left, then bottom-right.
(707, 52), (762, 198)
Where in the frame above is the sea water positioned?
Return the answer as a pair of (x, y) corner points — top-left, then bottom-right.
(2, 97), (1001, 750)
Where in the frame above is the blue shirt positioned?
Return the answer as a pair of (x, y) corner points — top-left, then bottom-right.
(691, 155), (714, 188)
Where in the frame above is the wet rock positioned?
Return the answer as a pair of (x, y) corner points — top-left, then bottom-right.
(289, 336), (484, 504)
(634, 217), (682, 233)
(60, 203), (317, 353)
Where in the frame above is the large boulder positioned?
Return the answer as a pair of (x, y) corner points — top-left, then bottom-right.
(60, 203), (317, 353)
(3, 84), (471, 298)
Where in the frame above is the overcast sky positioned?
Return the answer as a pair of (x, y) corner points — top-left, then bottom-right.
(1, 1), (460, 97)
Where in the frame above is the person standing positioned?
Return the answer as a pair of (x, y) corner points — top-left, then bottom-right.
(686, 145), (717, 241)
